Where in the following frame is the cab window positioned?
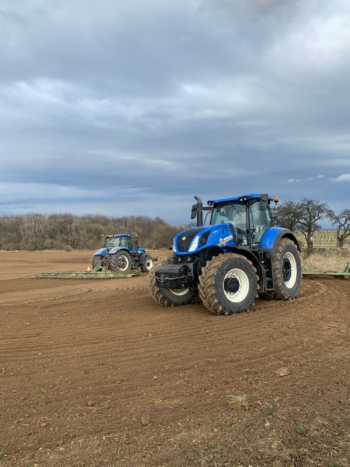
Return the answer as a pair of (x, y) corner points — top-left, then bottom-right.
(120, 237), (132, 249)
(249, 201), (272, 242)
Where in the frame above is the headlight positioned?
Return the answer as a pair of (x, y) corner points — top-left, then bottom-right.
(173, 239), (177, 253)
(188, 235), (200, 252)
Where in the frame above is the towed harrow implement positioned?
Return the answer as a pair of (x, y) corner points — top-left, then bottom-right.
(33, 262), (138, 279)
(302, 262), (350, 279)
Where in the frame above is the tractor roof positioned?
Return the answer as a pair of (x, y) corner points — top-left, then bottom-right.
(105, 233), (131, 238)
(207, 194), (273, 205)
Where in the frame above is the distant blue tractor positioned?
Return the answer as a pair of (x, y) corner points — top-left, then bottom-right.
(149, 194), (302, 315)
(92, 234), (156, 273)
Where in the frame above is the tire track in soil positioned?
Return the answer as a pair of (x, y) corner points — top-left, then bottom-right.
(3, 277), (346, 341)
(3, 277), (346, 367)
(1, 252), (349, 467)
(0, 277), (148, 307)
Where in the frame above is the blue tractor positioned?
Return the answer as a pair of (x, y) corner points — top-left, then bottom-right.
(92, 234), (156, 273)
(149, 194), (302, 315)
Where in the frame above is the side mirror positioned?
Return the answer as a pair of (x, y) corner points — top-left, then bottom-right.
(260, 194), (268, 211)
(191, 204), (197, 219)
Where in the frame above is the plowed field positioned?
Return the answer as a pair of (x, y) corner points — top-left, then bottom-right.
(1, 251), (349, 467)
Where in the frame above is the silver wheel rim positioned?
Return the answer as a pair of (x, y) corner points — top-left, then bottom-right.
(145, 259), (154, 270)
(283, 252), (297, 288)
(169, 288), (190, 296)
(223, 268), (249, 303)
(117, 255), (129, 271)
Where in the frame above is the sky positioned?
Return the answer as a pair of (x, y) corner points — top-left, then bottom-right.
(1, 0), (350, 225)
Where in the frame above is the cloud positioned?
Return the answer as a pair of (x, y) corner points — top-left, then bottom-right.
(330, 174), (350, 183)
(283, 175), (325, 184)
(1, 0), (350, 222)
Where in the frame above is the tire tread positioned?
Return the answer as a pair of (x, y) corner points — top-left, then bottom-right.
(271, 239), (301, 300)
(148, 257), (197, 307)
(198, 253), (258, 315)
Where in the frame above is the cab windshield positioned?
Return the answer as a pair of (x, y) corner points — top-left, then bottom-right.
(211, 203), (246, 229)
(106, 236), (132, 250)
(211, 201), (272, 244)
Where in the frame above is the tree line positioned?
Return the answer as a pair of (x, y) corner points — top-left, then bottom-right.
(0, 213), (192, 251)
(0, 199), (349, 253)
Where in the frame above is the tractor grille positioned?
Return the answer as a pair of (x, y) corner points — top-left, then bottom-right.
(176, 227), (206, 252)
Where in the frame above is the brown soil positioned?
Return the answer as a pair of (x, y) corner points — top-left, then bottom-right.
(0, 251), (349, 467)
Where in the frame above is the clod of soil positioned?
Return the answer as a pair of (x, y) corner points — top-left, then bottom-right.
(140, 414), (150, 426)
(275, 367), (290, 376)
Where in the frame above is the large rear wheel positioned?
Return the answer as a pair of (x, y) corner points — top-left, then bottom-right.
(198, 253), (258, 315)
(148, 257), (198, 307)
(271, 239), (301, 300)
(109, 250), (132, 272)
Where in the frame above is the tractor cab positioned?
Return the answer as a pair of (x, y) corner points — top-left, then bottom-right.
(105, 234), (132, 251)
(209, 194), (273, 247)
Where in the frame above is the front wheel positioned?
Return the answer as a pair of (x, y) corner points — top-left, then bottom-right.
(92, 255), (103, 271)
(109, 250), (132, 272)
(198, 253), (258, 315)
(141, 255), (156, 272)
(148, 258), (198, 307)
(271, 239), (301, 300)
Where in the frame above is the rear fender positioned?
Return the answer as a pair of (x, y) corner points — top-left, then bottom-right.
(94, 248), (107, 257)
(108, 247), (130, 256)
(261, 227), (300, 255)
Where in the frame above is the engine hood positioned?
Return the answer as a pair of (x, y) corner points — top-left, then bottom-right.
(94, 248), (107, 257)
(173, 224), (235, 254)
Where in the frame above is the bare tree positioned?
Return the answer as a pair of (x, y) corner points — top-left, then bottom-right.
(274, 200), (304, 232)
(330, 209), (350, 248)
(20, 213), (46, 250)
(296, 199), (332, 256)
(274, 198), (332, 255)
